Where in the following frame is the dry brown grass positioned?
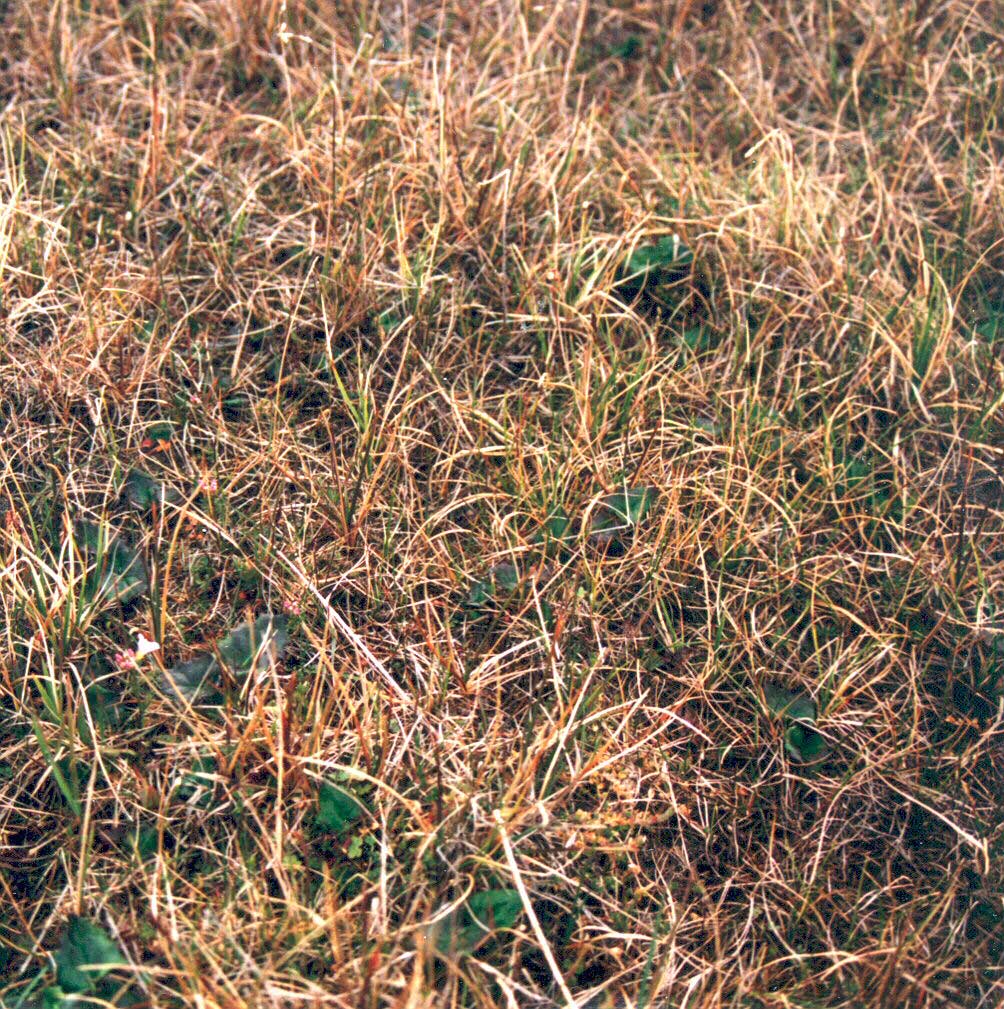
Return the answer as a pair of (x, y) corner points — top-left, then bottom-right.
(1, 2), (1003, 1007)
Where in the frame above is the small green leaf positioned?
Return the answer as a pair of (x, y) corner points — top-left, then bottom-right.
(377, 309), (403, 333)
(784, 723), (829, 763)
(123, 468), (181, 511)
(588, 486), (657, 547)
(683, 326), (715, 352)
(79, 677), (121, 738)
(973, 305), (1004, 343)
(316, 781), (365, 834)
(347, 834), (364, 859)
(614, 236), (693, 302)
(53, 917), (126, 995)
(435, 889), (524, 956)
(145, 421), (174, 443)
(135, 826), (159, 860)
(175, 756), (217, 806)
(763, 683), (816, 722)
(467, 562), (522, 608)
(610, 35), (642, 60)
(43, 985), (66, 1008)
(531, 506), (574, 554)
(222, 393), (251, 417)
(691, 416), (720, 435)
(543, 506), (573, 541)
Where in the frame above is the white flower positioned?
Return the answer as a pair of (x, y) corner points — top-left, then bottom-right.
(135, 633), (160, 660)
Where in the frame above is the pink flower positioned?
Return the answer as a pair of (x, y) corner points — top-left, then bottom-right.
(199, 476), (218, 493)
(114, 649), (136, 671)
(282, 597), (301, 616)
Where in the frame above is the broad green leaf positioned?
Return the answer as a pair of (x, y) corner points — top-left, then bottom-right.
(175, 756), (217, 806)
(588, 487), (657, 547)
(691, 416), (720, 435)
(615, 236), (693, 301)
(610, 35), (642, 60)
(544, 507), (572, 540)
(467, 563), (521, 608)
(435, 889), (523, 956)
(973, 305), (1004, 343)
(135, 826), (159, 861)
(784, 723), (829, 763)
(74, 521), (149, 605)
(624, 236), (692, 277)
(465, 889), (522, 929)
(53, 917), (126, 994)
(763, 683), (816, 722)
(123, 468), (181, 511)
(316, 781), (365, 834)
(144, 421), (173, 444)
(377, 309), (403, 333)
(215, 613), (289, 671)
(161, 653), (216, 703)
(531, 506), (574, 555)
(683, 325), (715, 352)
(161, 614), (288, 703)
